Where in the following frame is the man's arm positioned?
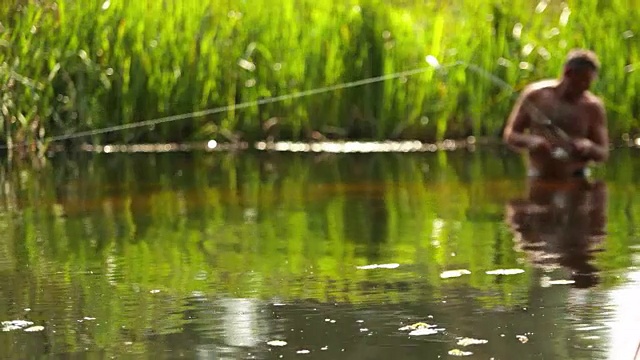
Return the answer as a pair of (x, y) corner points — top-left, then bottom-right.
(503, 88), (550, 151)
(578, 98), (609, 162)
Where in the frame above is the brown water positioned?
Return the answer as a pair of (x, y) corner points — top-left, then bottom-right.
(0, 148), (639, 359)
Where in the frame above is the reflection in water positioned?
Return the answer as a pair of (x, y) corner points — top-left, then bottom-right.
(605, 269), (640, 360)
(505, 178), (608, 288)
(503, 179), (640, 360)
(218, 298), (265, 348)
(191, 297), (268, 359)
(0, 150), (638, 359)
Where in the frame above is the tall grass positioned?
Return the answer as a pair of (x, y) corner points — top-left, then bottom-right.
(0, 0), (639, 148)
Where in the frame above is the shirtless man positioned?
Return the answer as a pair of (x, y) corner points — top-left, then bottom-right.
(503, 49), (609, 179)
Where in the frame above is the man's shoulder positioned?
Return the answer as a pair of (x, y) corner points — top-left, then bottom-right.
(521, 79), (558, 98)
(582, 92), (605, 107)
(580, 93), (607, 124)
(579, 92), (606, 115)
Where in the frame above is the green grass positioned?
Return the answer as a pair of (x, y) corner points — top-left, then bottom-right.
(1, 0), (639, 149)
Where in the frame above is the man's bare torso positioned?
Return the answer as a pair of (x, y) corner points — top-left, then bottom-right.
(523, 80), (599, 179)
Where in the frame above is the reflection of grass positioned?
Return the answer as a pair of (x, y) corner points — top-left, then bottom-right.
(1, 1), (639, 148)
(0, 150), (636, 355)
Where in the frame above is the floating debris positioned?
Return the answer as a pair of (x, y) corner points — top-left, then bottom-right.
(485, 268), (525, 276)
(517, 335), (529, 343)
(409, 328), (440, 336)
(399, 322), (444, 336)
(356, 263), (400, 270)
(457, 337), (489, 346)
(448, 349), (474, 356)
(296, 349), (311, 354)
(23, 326), (45, 332)
(398, 322), (436, 331)
(2, 320), (34, 332)
(267, 340), (288, 347)
(547, 279), (576, 285)
(440, 269), (471, 279)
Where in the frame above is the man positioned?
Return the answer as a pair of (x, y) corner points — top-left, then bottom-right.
(502, 49), (609, 180)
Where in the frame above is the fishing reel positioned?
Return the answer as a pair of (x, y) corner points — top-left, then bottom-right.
(549, 142), (590, 162)
(551, 147), (570, 160)
(536, 121), (591, 162)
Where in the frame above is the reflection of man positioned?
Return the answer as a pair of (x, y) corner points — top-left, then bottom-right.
(502, 49), (609, 180)
(505, 178), (607, 288)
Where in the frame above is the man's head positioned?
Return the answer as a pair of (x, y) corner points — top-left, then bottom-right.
(561, 49), (600, 96)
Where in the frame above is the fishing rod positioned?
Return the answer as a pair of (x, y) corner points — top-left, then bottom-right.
(520, 100), (578, 161)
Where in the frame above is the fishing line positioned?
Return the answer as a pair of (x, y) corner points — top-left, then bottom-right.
(1, 57), (576, 152)
(0, 62), (462, 151)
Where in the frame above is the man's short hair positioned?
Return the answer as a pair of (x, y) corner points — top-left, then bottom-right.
(564, 49), (600, 72)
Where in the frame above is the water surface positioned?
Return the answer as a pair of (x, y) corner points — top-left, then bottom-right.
(0, 147), (639, 359)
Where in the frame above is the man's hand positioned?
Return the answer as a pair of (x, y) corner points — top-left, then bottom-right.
(527, 135), (553, 152)
(572, 138), (596, 158)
